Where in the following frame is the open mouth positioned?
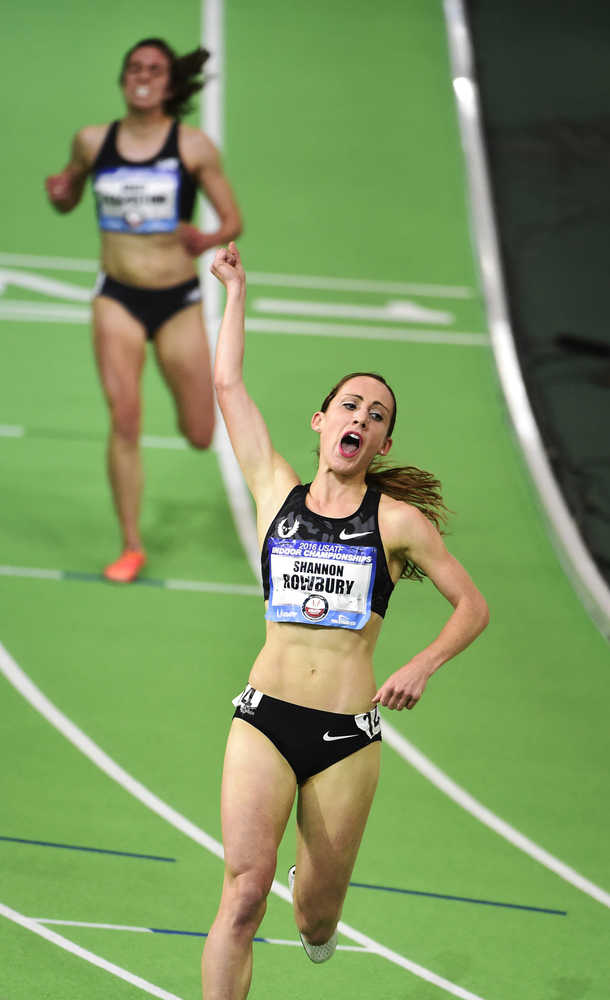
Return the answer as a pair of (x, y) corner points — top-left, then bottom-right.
(135, 86), (150, 97)
(339, 432), (362, 458)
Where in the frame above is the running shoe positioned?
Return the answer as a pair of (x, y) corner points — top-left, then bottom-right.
(288, 865), (338, 964)
(103, 549), (146, 583)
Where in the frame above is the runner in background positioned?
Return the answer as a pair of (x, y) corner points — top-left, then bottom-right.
(202, 242), (489, 998)
(45, 38), (242, 582)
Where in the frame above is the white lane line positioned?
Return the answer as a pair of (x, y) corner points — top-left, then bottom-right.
(201, 0), (261, 582)
(0, 565), (260, 597)
(382, 721), (610, 907)
(0, 252), (99, 272)
(0, 251), (475, 297)
(141, 435), (188, 451)
(1, 425), (191, 452)
(253, 296), (454, 325)
(0, 640), (486, 999)
(1, 425), (188, 450)
(0, 566), (63, 581)
(165, 578), (260, 596)
(0, 300), (89, 323)
(247, 271), (475, 299)
(0, 640), (226, 854)
(0, 300), (488, 345)
(33, 920), (370, 952)
(262, 939), (368, 952)
(245, 317), (489, 346)
(36, 919), (153, 933)
(0, 903), (183, 1000)
(0, 268), (92, 301)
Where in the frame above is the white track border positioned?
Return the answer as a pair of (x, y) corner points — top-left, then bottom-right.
(442, 0), (610, 639)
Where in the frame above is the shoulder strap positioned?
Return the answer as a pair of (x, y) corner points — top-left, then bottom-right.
(362, 485), (381, 516)
(161, 119), (180, 157)
(91, 121), (119, 170)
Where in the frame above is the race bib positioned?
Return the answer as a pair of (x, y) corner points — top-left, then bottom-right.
(93, 164), (180, 233)
(232, 684), (263, 716)
(265, 538), (376, 630)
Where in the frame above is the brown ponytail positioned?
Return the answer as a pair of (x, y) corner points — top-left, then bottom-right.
(321, 372), (449, 581)
(365, 460), (448, 580)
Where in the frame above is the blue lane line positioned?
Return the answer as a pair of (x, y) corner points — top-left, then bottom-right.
(349, 882), (566, 916)
(151, 928), (272, 943)
(151, 928), (207, 938)
(0, 836), (175, 862)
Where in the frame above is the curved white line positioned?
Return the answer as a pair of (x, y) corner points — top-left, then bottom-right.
(0, 902), (182, 1000)
(0, 641), (486, 999)
(443, 0), (610, 639)
(381, 720), (610, 907)
(0, 642), (225, 858)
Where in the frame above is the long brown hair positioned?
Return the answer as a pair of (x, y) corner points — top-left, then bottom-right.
(120, 38), (211, 119)
(320, 372), (449, 581)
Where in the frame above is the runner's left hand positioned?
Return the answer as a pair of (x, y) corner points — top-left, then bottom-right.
(178, 223), (213, 257)
(372, 656), (434, 710)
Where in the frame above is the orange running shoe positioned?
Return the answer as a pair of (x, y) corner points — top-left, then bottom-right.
(103, 549), (146, 583)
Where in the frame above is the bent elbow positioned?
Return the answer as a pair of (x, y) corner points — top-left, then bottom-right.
(477, 595), (490, 633)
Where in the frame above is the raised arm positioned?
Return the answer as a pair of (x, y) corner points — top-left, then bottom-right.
(45, 127), (101, 213)
(373, 503), (489, 711)
(211, 244), (298, 513)
(179, 130), (242, 256)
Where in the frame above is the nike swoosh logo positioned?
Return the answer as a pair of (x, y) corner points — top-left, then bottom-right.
(339, 529), (373, 541)
(322, 732), (359, 742)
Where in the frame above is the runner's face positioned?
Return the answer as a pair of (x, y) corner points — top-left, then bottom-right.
(312, 376), (394, 473)
(122, 47), (172, 112)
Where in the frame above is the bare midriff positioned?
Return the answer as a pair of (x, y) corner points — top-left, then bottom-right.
(99, 227), (197, 288)
(248, 613), (385, 715)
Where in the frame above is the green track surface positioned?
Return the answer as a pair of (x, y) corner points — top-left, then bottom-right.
(1, 2), (608, 999)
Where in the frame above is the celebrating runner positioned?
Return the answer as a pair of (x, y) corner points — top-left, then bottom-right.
(45, 38), (242, 581)
(202, 242), (489, 998)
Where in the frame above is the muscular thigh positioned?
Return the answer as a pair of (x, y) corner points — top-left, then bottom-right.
(92, 297), (147, 404)
(153, 304), (213, 431)
(295, 741), (381, 898)
(220, 719), (297, 878)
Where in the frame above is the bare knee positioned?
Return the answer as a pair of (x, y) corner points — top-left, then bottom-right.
(222, 871), (271, 936)
(109, 398), (141, 444)
(180, 413), (215, 450)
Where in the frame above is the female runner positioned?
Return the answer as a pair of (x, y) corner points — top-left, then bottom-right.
(204, 243), (489, 998)
(45, 38), (242, 581)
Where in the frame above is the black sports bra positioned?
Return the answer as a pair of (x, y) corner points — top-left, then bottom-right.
(91, 120), (197, 234)
(261, 484), (395, 630)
